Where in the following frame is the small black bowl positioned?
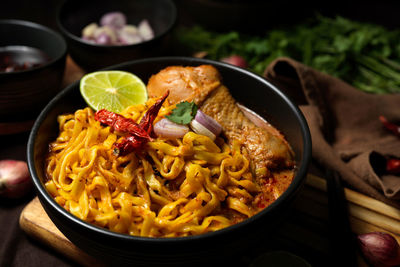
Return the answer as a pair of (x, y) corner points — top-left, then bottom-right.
(57, 0), (177, 71)
(0, 19), (66, 125)
(28, 57), (311, 266)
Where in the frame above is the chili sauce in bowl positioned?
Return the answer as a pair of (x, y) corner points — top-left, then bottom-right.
(0, 19), (66, 128)
(0, 45), (51, 73)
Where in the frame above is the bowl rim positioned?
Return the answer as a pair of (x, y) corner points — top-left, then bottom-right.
(0, 19), (67, 76)
(27, 56), (311, 244)
(55, 0), (177, 48)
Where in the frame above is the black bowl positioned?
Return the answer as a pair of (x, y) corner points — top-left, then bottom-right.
(27, 57), (311, 266)
(57, 0), (177, 71)
(0, 19), (66, 125)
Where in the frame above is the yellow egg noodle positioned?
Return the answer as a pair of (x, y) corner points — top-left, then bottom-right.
(45, 98), (278, 237)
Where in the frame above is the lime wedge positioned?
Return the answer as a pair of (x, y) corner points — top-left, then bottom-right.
(80, 70), (148, 113)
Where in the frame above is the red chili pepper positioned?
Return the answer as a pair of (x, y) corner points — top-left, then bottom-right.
(95, 91), (169, 155)
(139, 91), (170, 134)
(379, 116), (400, 138)
(95, 109), (150, 139)
(114, 135), (145, 155)
(386, 158), (400, 175)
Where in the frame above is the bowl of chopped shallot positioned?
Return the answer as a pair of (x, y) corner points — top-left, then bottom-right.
(56, 0), (177, 71)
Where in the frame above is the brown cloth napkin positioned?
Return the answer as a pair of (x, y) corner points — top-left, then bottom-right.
(264, 57), (400, 208)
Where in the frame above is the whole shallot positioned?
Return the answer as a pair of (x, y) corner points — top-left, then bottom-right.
(0, 160), (32, 198)
(221, 55), (248, 69)
(358, 232), (400, 267)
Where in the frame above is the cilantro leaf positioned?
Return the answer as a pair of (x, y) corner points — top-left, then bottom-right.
(166, 101), (198, 124)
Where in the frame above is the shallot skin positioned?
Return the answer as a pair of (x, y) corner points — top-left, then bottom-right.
(100, 12), (127, 29)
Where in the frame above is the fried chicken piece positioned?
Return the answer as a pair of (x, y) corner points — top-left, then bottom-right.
(147, 65), (294, 177)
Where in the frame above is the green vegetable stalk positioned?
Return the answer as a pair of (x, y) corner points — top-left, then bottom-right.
(175, 15), (400, 94)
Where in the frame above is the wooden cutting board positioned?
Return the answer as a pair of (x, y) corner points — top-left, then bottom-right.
(19, 197), (102, 266)
(20, 174), (400, 267)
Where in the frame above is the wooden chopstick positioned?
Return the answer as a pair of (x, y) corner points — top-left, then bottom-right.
(325, 169), (358, 266)
(348, 203), (400, 235)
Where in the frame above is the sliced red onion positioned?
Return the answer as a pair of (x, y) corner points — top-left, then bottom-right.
(118, 33), (142, 45)
(121, 25), (138, 34)
(138, 20), (154, 41)
(81, 12), (154, 45)
(82, 35), (95, 43)
(82, 23), (98, 39)
(93, 26), (118, 44)
(100, 12), (127, 29)
(96, 33), (113, 45)
(190, 120), (216, 141)
(154, 118), (189, 139)
(193, 110), (222, 136)
(117, 25), (143, 45)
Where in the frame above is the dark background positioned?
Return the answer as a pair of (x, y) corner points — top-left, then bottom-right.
(1, 0), (400, 32)
(1, 1), (399, 266)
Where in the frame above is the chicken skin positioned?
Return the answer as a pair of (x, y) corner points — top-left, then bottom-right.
(147, 65), (294, 178)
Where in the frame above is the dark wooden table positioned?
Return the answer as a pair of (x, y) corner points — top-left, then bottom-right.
(2, 2), (400, 264)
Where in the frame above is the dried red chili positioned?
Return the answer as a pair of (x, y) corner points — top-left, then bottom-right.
(114, 135), (145, 154)
(95, 91), (169, 155)
(379, 116), (400, 138)
(95, 109), (150, 139)
(386, 158), (400, 175)
(139, 91), (170, 134)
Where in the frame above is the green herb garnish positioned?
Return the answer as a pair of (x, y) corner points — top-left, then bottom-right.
(166, 101), (198, 124)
